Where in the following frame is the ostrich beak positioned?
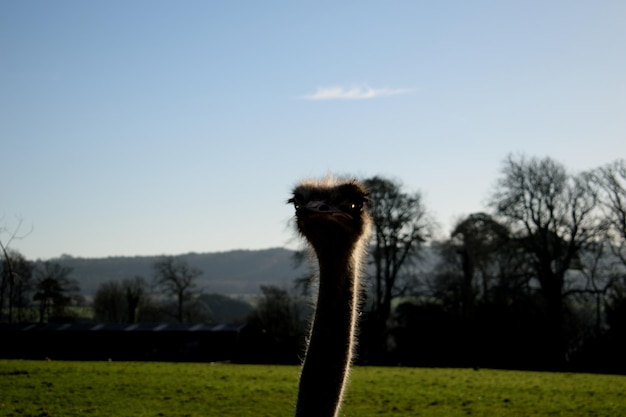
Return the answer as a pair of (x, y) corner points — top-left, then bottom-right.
(304, 200), (333, 212)
(302, 201), (352, 220)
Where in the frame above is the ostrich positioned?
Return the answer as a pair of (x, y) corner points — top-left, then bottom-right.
(289, 177), (372, 417)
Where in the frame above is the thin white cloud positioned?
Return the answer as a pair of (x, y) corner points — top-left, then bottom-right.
(301, 86), (413, 101)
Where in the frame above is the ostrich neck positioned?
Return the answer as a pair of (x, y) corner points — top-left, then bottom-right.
(295, 249), (359, 417)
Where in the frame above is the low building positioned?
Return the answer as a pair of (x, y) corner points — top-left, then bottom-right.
(0, 322), (245, 362)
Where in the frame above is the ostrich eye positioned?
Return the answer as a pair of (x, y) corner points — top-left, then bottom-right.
(346, 201), (363, 212)
(290, 194), (303, 210)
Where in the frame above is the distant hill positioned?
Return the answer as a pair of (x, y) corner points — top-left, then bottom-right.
(45, 248), (307, 297)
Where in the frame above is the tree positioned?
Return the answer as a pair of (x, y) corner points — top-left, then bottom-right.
(445, 212), (510, 318)
(362, 176), (434, 360)
(0, 218), (32, 323)
(489, 154), (600, 366)
(33, 261), (79, 323)
(573, 241), (621, 335)
(605, 275), (626, 371)
(153, 257), (202, 323)
(593, 159), (626, 267)
(433, 213), (527, 317)
(245, 285), (307, 363)
(430, 213), (544, 367)
(123, 276), (146, 323)
(1, 250), (35, 322)
(93, 280), (125, 322)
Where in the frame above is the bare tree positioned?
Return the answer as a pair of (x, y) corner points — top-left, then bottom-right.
(439, 212), (510, 318)
(0, 218), (32, 323)
(593, 159), (626, 266)
(33, 261), (79, 323)
(123, 276), (146, 323)
(489, 154), (600, 365)
(362, 176), (435, 359)
(93, 276), (147, 323)
(246, 285), (307, 362)
(572, 241), (622, 335)
(153, 257), (202, 323)
(93, 280), (125, 322)
(1, 250), (34, 322)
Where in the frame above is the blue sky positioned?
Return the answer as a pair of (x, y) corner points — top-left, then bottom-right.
(1, 1), (625, 259)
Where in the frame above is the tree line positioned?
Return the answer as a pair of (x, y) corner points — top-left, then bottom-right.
(2, 154), (625, 371)
(0, 251), (217, 324)
(248, 155), (626, 371)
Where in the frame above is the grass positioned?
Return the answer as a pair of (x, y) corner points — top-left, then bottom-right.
(0, 360), (625, 417)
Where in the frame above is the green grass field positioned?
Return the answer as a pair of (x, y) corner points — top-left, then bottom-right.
(1, 360), (625, 417)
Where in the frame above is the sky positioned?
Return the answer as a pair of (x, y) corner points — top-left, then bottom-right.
(1, 1), (625, 260)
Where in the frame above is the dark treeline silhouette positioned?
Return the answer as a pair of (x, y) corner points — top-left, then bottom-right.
(247, 155), (626, 373)
(1, 154), (625, 373)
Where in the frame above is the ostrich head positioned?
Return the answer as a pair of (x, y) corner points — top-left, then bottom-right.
(289, 178), (371, 257)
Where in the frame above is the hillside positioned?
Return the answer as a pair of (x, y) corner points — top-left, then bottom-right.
(45, 248), (306, 297)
